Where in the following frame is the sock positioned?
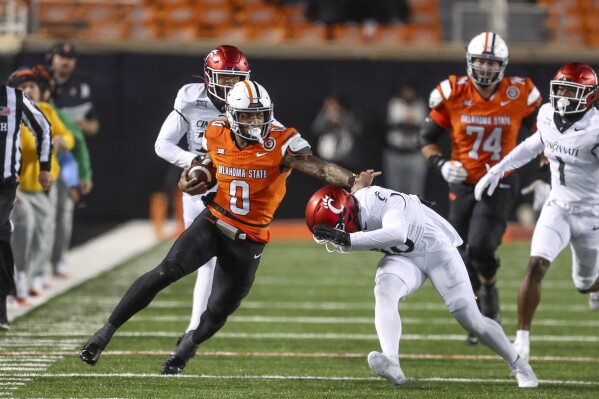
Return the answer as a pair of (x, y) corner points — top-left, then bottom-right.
(515, 330), (529, 345)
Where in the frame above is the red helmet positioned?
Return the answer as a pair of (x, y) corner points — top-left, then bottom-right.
(305, 186), (360, 234)
(550, 62), (598, 116)
(204, 45), (250, 103)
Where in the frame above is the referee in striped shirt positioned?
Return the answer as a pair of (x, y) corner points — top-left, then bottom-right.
(0, 80), (52, 330)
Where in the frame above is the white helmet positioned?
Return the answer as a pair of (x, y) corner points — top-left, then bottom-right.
(466, 32), (509, 86)
(226, 80), (274, 143)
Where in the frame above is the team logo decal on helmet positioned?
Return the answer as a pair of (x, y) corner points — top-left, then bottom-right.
(322, 194), (343, 215)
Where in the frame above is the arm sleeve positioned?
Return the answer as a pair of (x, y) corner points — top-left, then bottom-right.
(494, 131), (544, 174)
(154, 110), (196, 168)
(349, 207), (408, 251)
(22, 95), (52, 171)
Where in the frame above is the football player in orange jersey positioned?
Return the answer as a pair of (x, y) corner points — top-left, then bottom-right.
(79, 80), (377, 374)
(419, 32), (542, 344)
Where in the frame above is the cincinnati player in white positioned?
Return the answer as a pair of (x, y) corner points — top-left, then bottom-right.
(305, 172), (538, 388)
(154, 45), (250, 346)
(475, 63), (599, 361)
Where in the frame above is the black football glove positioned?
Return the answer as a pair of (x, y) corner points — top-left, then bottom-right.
(313, 224), (351, 248)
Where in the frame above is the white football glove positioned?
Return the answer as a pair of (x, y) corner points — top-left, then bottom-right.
(474, 165), (503, 201)
(521, 180), (551, 212)
(441, 160), (468, 183)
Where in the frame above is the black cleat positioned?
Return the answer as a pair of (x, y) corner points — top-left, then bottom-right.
(161, 353), (189, 375)
(79, 342), (103, 365)
(175, 332), (198, 359)
(78, 323), (116, 366)
(465, 332), (479, 345)
(161, 330), (198, 375)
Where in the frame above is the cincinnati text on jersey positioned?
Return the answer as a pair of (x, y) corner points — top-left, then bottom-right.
(545, 141), (579, 157)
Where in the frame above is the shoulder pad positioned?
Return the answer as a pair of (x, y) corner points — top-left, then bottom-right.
(429, 79), (451, 108)
(174, 83), (203, 111)
(286, 133), (311, 155)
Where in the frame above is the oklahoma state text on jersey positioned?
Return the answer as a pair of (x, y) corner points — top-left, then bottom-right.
(204, 120), (310, 243)
(429, 75), (542, 184)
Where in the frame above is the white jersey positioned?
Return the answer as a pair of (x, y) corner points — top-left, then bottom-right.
(155, 83), (224, 168)
(537, 103), (599, 213)
(350, 186), (462, 255)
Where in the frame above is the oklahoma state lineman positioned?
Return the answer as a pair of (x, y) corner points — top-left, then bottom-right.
(79, 80), (369, 374)
(420, 32), (542, 344)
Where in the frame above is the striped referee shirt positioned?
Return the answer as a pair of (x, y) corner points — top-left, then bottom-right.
(0, 84), (52, 186)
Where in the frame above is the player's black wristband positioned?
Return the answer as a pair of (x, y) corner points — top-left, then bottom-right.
(347, 175), (356, 186)
(428, 155), (446, 171)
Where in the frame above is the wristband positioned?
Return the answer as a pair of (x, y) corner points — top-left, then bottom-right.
(348, 175), (356, 186)
(428, 154), (446, 171)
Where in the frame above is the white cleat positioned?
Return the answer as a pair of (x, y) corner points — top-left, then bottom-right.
(509, 356), (538, 388)
(512, 340), (530, 362)
(589, 292), (599, 311)
(367, 351), (406, 386)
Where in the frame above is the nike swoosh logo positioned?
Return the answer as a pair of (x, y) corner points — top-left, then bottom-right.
(499, 183), (511, 189)
(500, 100), (511, 106)
(574, 127), (584, 131)
(256, 152), (267, 157)
(593, 226), (599, 231)
(254, 253), (262, 259)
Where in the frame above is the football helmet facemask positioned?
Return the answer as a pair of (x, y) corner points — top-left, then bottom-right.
(226, 80), (273, 144)
(204, 45), (250, 103)
(466, 32), (509, 86)
(550, 62), (598, 116)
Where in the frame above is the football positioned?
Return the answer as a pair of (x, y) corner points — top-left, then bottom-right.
(188, 161), (217, 190)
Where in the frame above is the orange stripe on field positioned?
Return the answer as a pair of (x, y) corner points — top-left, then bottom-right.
(271, 220), (533, 243)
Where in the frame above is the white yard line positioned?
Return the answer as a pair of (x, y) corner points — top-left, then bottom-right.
(3, 372), (598, 386)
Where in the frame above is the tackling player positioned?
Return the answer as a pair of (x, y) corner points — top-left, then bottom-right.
(79, 80), (366, 374)
(419, 32), (542, 344)
(306, 174), (538, 388)
(475, 62), (599, 361)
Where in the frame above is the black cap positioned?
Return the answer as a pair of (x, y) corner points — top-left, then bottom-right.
(47, 43), (77, 62)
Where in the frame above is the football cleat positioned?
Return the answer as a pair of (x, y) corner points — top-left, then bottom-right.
(589, 292), (599, 311)
(79, 323), (116, 366)
(509, 356), (538, 388)
(161, 330), (198, 375)
(465, 332), (479, 345)
(79, 342), (103, 366)
(512, 340), (530, 362)
(367, 351), (406, 386)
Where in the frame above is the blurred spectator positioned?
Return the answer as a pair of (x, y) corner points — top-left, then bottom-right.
(47, 43), (97, 279)
(361, 0), (411, 24)
(311, 94), (362, 171)
(48, 43), (100, 137)
(306, 0), (350, 26)
(8, 68), (74, 299)
(34, 64), (93, 278)
(382, 84), (428, 195)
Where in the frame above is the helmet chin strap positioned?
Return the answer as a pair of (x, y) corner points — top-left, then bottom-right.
(556, 97), (570, 116)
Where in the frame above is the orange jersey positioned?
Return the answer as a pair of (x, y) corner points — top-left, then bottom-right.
(429, 75), (542, 184)
(205, 121), (308, 243)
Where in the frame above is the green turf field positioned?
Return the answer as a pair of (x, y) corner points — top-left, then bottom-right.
(1, 240), (597, 398)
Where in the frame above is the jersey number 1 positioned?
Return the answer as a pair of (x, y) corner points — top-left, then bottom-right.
(466, 126), (503, 160)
